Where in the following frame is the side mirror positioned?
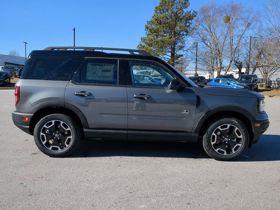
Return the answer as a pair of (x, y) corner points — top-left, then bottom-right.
(227, 82), (231, 85)
(168, 79), (184, 91)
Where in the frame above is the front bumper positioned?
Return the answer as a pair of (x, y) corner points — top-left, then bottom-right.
(251, 117), (269, 144)
(12, 111), (33, 135)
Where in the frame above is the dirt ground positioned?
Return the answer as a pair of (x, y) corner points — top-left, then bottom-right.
(262, 89), (280, 97)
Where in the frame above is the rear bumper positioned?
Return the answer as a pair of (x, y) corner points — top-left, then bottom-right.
(12, 111), (33, 135)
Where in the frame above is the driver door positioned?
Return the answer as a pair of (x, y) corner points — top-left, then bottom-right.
(126, 60), (197, 132)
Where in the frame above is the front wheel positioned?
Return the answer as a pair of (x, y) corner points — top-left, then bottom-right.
(202, 118), (249, 161)
(34, 114), (81, 157)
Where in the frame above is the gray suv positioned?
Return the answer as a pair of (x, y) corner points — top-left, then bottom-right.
(12, 47), (269, 160)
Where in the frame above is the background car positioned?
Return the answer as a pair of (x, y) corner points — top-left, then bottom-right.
(238, 74), (258, 90)
(0, 71), (11, 86)
(208, 77), (246, 89)
(189, 76), (207, 87)
(257, 78), (272, 90)
(133, 74), (163, 85)
(218, 74), (236, 80)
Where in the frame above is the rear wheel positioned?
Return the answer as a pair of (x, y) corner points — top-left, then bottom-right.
(202, 118), (249, 161)
(34, 114), (81, 157)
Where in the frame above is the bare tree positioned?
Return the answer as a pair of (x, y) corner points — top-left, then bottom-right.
(266, 0), (280, 36)
(192, 3), (255, 76)
(254, 37), (280, 80)
(8, 50), (20, 56)
(175, 56), (189, 72)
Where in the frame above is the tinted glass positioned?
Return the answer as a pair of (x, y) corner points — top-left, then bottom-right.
(220, 79), (228, 84)
(130, 61), (174, 87)
(80, 59), (117, 84)
(21, 55), (82, 81)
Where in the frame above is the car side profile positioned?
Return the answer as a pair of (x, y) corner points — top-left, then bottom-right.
(208, 78), (247, 89)
(12, 47), (269, 160)
(188, 76), (207, 87)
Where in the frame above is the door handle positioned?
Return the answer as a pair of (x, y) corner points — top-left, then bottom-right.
(74, 91), (92, 97)
(133, 93), (151, 100)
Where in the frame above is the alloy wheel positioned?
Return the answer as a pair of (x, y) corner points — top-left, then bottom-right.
(210, 124), (244, 156)
(40, 120), (73, 152)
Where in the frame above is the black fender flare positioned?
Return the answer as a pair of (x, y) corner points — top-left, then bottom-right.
(194, 106), (255, 134)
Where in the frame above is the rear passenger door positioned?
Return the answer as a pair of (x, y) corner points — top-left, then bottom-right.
(65, 58), (127, 130)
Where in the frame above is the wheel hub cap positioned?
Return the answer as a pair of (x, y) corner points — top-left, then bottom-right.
(40, 120), (73, 151)
(210, 124), (243, 156)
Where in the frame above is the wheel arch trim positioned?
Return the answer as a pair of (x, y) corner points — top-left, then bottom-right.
(29, 103), (89, 134)
(195, 106), (255, 138)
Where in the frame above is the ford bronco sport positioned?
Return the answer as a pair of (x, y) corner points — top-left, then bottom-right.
(12, 47), (269, 160)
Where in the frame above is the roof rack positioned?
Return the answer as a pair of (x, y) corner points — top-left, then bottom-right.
(44, 46), (151, 56)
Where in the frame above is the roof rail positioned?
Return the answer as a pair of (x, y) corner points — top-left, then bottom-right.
(44, 46), (151, 56)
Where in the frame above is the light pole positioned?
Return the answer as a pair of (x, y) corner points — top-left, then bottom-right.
(247, 36), (253, 74)
(195, 42), (198, 76)
(23, 41), (28, 60)
(247, 36), (258, 74)
(73, 27), (76, 50)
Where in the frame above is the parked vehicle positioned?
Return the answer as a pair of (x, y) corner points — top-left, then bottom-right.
(276, 78), (280, 89)
(238, 74), (258, 90)
(133, 74), (162, 85)
(0, 71), (10, 86)
(207, 78), (247, 89)
(257, 78), (272, 90)
(189, 76), (207, 87)
(218, 74), (236, 80)
(12, 46), (269, 161)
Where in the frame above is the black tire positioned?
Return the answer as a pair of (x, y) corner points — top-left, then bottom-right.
(34, 114), (82, 157)
(202, 118), (249, 161)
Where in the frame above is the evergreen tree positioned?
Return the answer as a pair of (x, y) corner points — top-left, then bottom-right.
(138, 0), (196, 66)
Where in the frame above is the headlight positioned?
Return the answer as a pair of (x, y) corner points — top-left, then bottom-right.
(259, 99), (265, 112)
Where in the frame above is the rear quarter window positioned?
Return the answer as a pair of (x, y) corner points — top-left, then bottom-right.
(21, 55), (82, 81)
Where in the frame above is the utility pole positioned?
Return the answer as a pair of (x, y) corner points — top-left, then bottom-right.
(195, 42), (198, 76)
(247, 36), (252, 74)
(23, 41), (28, 60)
(73, 27), (76, 50)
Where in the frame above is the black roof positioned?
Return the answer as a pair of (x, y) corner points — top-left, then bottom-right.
(29, 49), (165, 65)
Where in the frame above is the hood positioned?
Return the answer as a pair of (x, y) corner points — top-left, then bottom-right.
(194, 86), (264, 99)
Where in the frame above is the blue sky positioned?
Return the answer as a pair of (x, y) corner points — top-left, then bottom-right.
(0, 0), (265, 56)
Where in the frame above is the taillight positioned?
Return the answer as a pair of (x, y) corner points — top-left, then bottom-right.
(15, 85), (20, 105)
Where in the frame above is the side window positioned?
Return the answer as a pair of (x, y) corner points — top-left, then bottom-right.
(220, 79), (228, 84)
(21, 55), (82, 81)
(130, 61), (174, 87)
(80, 59), (118, 85)
(214, 79), (220, 83)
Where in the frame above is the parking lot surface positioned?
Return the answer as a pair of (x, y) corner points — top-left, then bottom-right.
(0, 90), (280, 210)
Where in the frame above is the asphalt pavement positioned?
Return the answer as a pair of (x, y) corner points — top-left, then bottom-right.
(0, 90), (280, 210)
